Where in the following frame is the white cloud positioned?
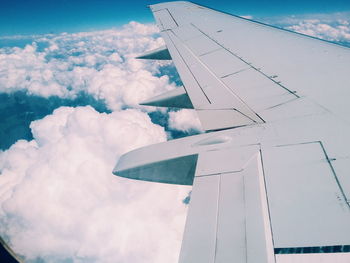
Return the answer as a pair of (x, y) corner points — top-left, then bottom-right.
(0, 106), (190, 263)
(84, 64), (173, 111)
(287, 19), (350, 42)
(260, 12), (350, 44)
(0, 22), (175, 111)
(168, 109), (203, 133)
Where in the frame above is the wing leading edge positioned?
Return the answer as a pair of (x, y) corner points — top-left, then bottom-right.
(114, 1), (350, 263)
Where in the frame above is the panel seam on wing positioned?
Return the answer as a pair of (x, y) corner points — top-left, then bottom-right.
(190, 23), (300, 99)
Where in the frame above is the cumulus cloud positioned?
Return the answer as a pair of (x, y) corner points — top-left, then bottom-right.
(0, 21), (203, 135)
(0, 106), (190, 262)
(287, 19), (350, 42)
(260, 12), (350, 45)
(168, 109), (203, 133)
(0, 21), (201, 141)
(0, 22), (175, 111)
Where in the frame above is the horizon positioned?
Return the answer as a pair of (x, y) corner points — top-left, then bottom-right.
(1, 0), (350, 36)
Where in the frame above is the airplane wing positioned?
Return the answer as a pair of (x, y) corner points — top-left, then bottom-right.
(113, 1), (350, 262)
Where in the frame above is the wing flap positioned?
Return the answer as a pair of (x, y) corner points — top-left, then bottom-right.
(196, 109), (253, 131)
(263, 142), (350, 248)
(179, 148), (275, 263)
(179, 175), (219, 262)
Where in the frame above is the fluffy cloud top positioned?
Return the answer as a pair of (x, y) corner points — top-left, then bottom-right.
(168, 109), (203, 133)
(260, 12), (350, 45)
(0, 22), (175, 111)
(0, 106), (190, 263)
(287, 19), (350, 43)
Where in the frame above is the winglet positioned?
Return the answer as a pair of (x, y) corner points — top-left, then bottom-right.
(140, 86), (194, 108)
(136, 45), (172, 60)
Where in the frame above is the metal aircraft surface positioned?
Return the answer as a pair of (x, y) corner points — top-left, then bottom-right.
(113, 1), (350, 262)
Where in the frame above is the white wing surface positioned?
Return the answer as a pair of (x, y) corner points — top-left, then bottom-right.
(114, 1), (350, 262)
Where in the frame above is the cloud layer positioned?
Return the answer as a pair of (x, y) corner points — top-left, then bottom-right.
(0, 106), (190, 262)
(287, 18), (350, 43)
(1, 16), (350, 263)
(0, 21), (199, 149)
(0, 22), (175, 111)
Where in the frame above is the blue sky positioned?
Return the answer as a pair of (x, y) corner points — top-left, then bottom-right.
(1, 0), (350, 36)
